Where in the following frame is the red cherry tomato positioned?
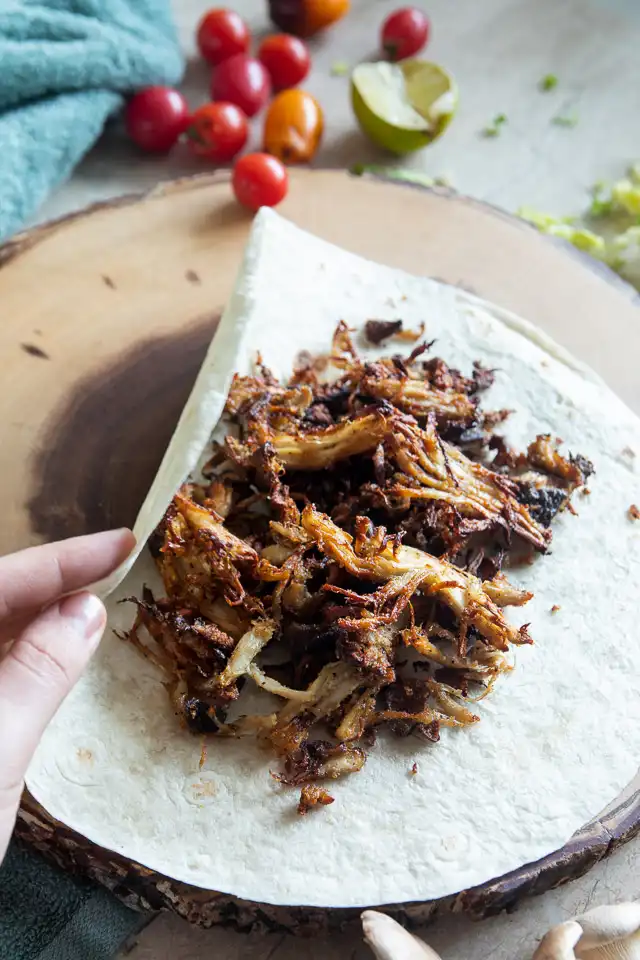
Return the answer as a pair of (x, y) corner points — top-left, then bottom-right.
(186, 102), (248, 162)
(232, 153), (288, 210)
(125, 87), (190, 152)
(381, 7), (430, 61)
(257, 34), (311, 91)
(211, 55), (271, 118)
(197, 8), (250, 66)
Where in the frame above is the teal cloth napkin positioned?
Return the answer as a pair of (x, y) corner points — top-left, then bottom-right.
(0, 0), (185, 241)
(0, 840), (144, 960)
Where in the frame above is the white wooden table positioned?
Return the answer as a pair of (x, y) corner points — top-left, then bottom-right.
(32, 0), (640, 956)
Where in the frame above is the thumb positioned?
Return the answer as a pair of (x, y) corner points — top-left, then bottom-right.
(0, 592), (105, 849)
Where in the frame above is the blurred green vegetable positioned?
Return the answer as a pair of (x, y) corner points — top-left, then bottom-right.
(552, 112), (578, 127)
(351, 164), (434, 187)
(611, 179), (640, 216)
(482, 113), (507, 137)
(588, 181), (613, 218)
(520, 161), (640, 290)
(539, 74), (558, 91)
(518, 208), (605, 258)
(350, 164), (454, 189)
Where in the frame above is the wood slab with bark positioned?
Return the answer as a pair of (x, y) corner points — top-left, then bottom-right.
(3, 170), (639, 930)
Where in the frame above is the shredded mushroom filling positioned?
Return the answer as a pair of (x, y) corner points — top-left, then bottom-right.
(123, 322), (592, 811)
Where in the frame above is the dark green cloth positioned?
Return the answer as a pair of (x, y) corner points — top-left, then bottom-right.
(0, 840), (144, 960)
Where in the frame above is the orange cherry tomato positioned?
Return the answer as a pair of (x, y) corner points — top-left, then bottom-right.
(268, 0), (350, 38)
(263, 89), (323, 164)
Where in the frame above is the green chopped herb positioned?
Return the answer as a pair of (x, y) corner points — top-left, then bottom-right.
(552, 112), (578, 128)
(539, 74), (558, 91)
(330, 61), (349, 77)
(518, 207), (575, 229)
(557, 226), (606, 256)
(588, 180), (614, 218)
(589, 197), (613, 217)
(519, 207), (606, 258)
(481, 114), (508, 138)
(608, 225), (640, 278)
(521, 161), (640, 290)
(611, 179), (640, 216)
(349, 164), (435, 188)
(585, 172), (640, 218)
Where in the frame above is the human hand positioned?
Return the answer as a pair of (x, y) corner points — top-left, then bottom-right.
(0, 528), (135, 863)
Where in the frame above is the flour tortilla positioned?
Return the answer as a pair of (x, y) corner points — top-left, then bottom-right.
(26, 210), (640, 908)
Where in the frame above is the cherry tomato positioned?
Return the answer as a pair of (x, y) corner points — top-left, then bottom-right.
(232, 153), (288, 210)
(186, 102), (248, 162)
(211, 55), (271, 118)
(263, 89), (323, 164)
(197, 8), (250, 66)
(381, 7), (430, 61)
(125, 87), (190, 153)
(268, 0), (350, 38)
(258, 34), (311, 91)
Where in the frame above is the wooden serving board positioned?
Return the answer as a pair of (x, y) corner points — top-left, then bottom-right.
(4, 169), (640, 933)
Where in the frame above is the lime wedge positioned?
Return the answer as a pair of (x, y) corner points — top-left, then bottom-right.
(351, 60), (457, 155)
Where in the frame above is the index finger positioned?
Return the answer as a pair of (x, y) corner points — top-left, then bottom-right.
(0, 529), (135, 623)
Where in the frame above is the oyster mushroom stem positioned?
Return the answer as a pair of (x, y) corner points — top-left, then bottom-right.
(576, 902), (640, 955)
(533, 921), (583, 960)
(361, 911), (442, 960)
(361, 905), (640, 960)
(532, 903), (640, 959)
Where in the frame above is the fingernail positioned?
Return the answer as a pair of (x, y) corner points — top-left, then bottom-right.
(58, 592), (105, 640)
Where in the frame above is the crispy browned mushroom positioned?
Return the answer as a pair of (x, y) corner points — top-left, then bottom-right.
(122, 322), (589, 806)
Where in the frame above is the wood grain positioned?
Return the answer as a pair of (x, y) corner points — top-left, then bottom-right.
(3, 169), (639, 928)
(4, 170), (640, 557)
